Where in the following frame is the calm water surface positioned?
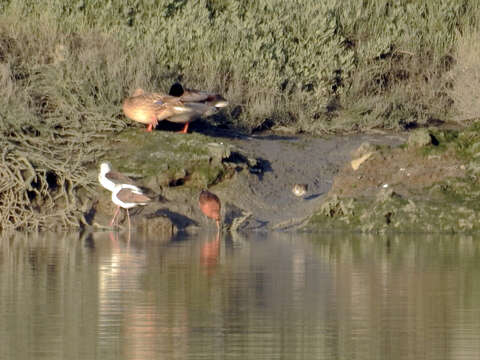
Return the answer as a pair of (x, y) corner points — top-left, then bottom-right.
(1, 231), (480, 360)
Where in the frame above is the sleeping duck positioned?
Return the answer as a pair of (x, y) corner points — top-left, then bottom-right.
(122, 88), (217, 133)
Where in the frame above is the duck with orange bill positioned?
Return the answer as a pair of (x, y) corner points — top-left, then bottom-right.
(122, 88), (218, 133)
(110, 183), (152, 230)
(198, 189), (221, 232)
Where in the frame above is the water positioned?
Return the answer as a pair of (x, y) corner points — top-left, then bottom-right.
(1, 231), (480, 360)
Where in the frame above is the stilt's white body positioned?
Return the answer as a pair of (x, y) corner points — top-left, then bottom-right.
(111, 184), (149, 209)
(98, 162), (136, 192)
(109, 183), (151, 229)
(98, 162), (115, 191)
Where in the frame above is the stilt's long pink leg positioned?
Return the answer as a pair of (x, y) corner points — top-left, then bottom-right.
(110, 206), (120, 226)
(127, 209), (131, 233)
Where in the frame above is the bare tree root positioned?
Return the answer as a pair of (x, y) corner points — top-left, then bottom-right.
(0, 129), (111, 231)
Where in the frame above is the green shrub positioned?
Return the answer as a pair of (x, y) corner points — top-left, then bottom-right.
(447, 30), (480, 122)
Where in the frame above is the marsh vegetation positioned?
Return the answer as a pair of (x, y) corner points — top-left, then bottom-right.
(1, 0), (480, 230)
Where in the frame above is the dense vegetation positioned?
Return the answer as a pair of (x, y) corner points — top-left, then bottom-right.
(1, 0), (479, 230)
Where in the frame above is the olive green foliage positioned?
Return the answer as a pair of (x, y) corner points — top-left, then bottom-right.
(4, 0), (479, 131)
(0, 6), (129, 230)
(1, 0), (479, 230)
(447, 30), (480, 121)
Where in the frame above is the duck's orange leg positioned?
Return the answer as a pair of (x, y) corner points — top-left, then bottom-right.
(178, 122), (189, 134)
(146, 117), (158, 132)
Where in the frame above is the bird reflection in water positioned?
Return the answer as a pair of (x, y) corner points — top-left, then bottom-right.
(200, 231), (221, 276)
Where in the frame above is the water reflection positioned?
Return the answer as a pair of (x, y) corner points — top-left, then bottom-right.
(1, 232), (480, 359)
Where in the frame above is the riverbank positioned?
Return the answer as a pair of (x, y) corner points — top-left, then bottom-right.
(79, 121), (405, 233)
(2, 1), (480, 231)
(306, 126), (480, 233)
(76, 121), (480, 235)
(3, 118), (480, 233)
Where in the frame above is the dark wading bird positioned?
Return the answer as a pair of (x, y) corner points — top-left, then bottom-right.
(198, 190), (221, 232)
(122, 88), (218, 133)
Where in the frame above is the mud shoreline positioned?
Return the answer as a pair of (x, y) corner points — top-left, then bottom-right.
(8, 120), (479, 234)
(86, 124), (409, 234)
(88, 121), (480, 235)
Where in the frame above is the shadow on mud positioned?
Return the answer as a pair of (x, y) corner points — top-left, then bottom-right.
(304, 193), (324, 201)
(151, 208), (198, 231)
(190, 118), (298, 142)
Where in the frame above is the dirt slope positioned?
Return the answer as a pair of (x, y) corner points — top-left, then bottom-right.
(212, 132), (405, 231)
(90, 125), (405, 233)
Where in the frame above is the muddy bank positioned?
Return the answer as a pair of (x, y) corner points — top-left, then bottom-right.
(85, 123), (406, 234)
(220, 131), (406, 231)
(82, 121), (480, 235)
(306, 127), (480, 233)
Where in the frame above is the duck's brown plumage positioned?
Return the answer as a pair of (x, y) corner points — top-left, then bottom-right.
(199, 190), (221, 230)
(122, 88), (218, 132)
(122, 89), (181, 128)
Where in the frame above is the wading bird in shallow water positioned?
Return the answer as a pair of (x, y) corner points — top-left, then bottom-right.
(98, 161), (137, 192)
(198, 190), (221, 232)
(111, 184), (151, 231)
(169, 82), (229, 109)
(292, 183), (308, 197)
(122, 88), (218, 133)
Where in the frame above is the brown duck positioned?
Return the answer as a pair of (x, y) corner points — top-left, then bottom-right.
(122, 88), (217, 133)
(169, 82), (229, 108)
